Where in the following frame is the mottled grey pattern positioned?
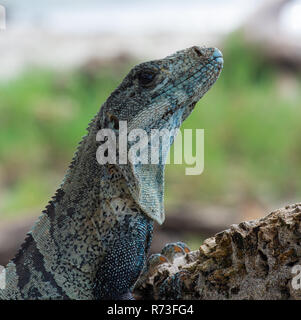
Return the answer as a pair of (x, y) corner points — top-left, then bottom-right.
(0, 46), (223, 299)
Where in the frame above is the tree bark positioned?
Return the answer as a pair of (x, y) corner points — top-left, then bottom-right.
(134, 203), (301, 300)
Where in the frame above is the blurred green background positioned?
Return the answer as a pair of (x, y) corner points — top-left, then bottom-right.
(0, 0), (301, 257)
(1, 32), (301, 221)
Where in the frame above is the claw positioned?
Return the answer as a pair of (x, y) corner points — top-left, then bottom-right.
(146, 253), (169, 272)
(134, 253), (169, 291)
(134, 242), (191, 298)
(161, 242), (191, 262)
(176, 241), (191, 253)
(137, 253), (168, 281)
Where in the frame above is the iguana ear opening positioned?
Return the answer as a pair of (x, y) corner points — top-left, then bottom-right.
(121, 163), (165, 225)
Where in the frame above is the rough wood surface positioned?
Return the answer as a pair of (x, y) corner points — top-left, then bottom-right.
(134, 203), (301, 300)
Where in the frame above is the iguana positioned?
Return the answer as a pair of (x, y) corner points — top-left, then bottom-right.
(0, 46), (223, 300)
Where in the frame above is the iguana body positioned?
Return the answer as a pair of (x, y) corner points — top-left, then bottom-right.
(0, 46), (223, 299)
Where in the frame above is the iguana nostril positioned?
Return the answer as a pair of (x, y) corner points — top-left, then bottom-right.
(193, 46), (204, 57)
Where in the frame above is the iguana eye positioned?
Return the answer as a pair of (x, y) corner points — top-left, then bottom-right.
(108, 114), (119, 130)
(137, 70), (157, 87)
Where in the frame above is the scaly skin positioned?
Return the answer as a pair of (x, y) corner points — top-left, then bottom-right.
(0, 46), (223, 299)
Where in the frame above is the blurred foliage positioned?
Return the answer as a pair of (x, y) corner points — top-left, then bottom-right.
(1, 32), (301, 219)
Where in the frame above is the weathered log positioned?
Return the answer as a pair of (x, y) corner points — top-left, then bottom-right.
(134, 203), (301, 300)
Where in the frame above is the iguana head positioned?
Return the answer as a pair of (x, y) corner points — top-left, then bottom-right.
(99, 46), (223, 224)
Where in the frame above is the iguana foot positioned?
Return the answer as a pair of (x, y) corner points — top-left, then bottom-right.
(133, 242), (190, 299)
(142, 242), (190, 278)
